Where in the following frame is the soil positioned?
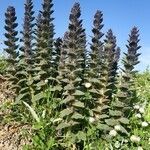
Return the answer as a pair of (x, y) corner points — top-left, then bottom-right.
(0, 76), (31, 150)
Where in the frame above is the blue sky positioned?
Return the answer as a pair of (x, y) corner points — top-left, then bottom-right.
(0, 0), (150, 71)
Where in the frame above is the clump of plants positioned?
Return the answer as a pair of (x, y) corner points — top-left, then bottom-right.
(1, 0), (149, 149)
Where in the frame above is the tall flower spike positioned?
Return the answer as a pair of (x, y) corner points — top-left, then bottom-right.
(112, 27), (141, 135)
(56, 32), (69, 88)
(91, 29), (117, 131)
(104, 29), (120, 99)
(57, 3), (87, 131)
(34, 0), (55, 91)
(105, 29), (116, 51)
(4, 6), (19, 93)
(85, 10), (104, 117)
(20, 0), (35, 61)
(15, 0), (35, 103)
(51, 37), (62, 85)
(90, 11), (104, 74)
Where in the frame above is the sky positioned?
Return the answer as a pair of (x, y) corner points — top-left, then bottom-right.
(0, 0), (150, 71)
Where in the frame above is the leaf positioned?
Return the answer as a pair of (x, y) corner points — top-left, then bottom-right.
(23, 101), (40, 123)
(97, 123), (112, 131)
(38, 70), (47, 75)
(15, 93), (28, 103)
(101, 105), (110, 110)
(60, 96), (74, 104)
(64, 84), (74, 90)
(60, 109), (73, 118)
(73, 90), (85, 96)
(19, 87), (29, 93)
(109, 110), (122, 117)
(50, 85), (62, 91)
(72, 101), (84, 108)
(119, 125), (129, 135)
(36, 81), (45, 87)
(99, 114), (109, 119)
(33, 92), (44, 102)
(90, 78), (100, 84)
(105, 119), (118, 126)
(73, 78), (82, 83)
(71, 112), (84, 119)
(112, 101), (125, 108)
(56, 122), (70, 130)
(119, 117), (129, 125)
(89, 89), (99, 94)
(17, 79), (27, 84)
(27, 78), (34, 86)
(77, 131), (86, 141)
(61, 79), (69, 83)
(16, 71), (28, 77)
(92, 106), (101, 113)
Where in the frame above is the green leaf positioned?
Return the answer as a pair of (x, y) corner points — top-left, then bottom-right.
(97, 123), (112, 131)
(89, 89), (99, 94)
(109, 110), (122, 117)
(16, 71), (28, 76)
(99, 114), (109, 119)
(15, 93), (28, 103)
(112, 101), (125, 108)
(71, 112), (84, 119)
(90, 78), (100, 84)
(23, 101), (40, 123)
(101, 105), (110, 110)
(19, 87), (29, 93)
(77, 131), (86, 141)
(50, 85), (62, 91)
(64, 84), (74, 90)
(73, 101), (84, 108)
(119, 117), (129, 125)
(92, 106), (101, 113)
(56, 122), (70, 130)
(119, 125), (129, 135)
(73, 78), (82, 83)
(61, 96), (74, 104)
(36, 81), (45, 87)
(33, 92), (44, 102)
(38, 70), (47, 75)
(60, 108), (73, 118)
(18, 78), (27, 84)
(73, 90), (85, 96)
(27, 78), (34, 86)
(105, 119), (118, 126)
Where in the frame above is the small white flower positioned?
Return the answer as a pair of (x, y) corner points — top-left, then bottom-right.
(139, 107), (144, 114)
(130, 135), (140, 143)
(109, 129), (117, 137)
(124, 139), (128, 143)
(85, 82), (91, 88)
(133, 105), (140, 110)
(114, 141), (120, 148)
(53, 118), (62, 123)
(141, 121), (149, 127)
(89, 117), (95, 123)
(137, 146), (143, 150)
(45, 79), (48, 84)
(114, 125), (121, 131)
(135, 113), (142, 118)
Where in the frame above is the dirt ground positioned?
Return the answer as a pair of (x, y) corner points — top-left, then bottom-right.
(0, 76), (31, 150)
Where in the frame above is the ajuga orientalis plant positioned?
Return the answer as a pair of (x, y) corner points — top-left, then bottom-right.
(2, 1), (144, 149)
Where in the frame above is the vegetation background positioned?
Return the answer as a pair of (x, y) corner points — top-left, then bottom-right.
(0, 0), (150, 150)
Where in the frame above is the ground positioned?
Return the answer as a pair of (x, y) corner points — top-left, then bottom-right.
(0, 76), (31, 150)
